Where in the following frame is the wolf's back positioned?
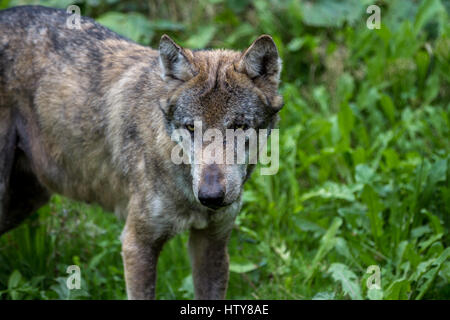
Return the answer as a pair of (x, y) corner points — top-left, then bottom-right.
(0, 5), (127, 45)
(0, 5), (146, 103)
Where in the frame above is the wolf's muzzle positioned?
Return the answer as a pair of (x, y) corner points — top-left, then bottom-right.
(198, 164), (226, 209)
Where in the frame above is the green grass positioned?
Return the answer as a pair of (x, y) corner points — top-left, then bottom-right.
(0, 0), (449, 299)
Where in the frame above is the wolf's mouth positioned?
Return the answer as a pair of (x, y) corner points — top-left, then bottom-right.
(200, 202), (230, 211)
(199, 200), (232, 211)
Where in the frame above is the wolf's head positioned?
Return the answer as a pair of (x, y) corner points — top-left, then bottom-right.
(158, 35), (283, 210)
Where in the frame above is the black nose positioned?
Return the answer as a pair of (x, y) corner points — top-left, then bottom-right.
(198, 187), (225, 209)
(198, 164), (226, 209)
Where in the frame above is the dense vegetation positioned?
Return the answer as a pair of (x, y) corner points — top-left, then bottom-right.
(0, 0), (448, 300)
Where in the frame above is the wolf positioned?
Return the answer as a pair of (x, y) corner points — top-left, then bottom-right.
(0, 5), (283, 299)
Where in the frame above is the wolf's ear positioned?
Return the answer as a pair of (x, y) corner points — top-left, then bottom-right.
(159, 34), (196, 81)
(237, 35), (281, 84)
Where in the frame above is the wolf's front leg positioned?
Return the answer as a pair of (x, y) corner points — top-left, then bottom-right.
(121, 216), (167, 300)
(188, 224), (233, 299)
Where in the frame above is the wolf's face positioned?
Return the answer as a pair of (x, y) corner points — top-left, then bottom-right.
(158, 35), (283, 210)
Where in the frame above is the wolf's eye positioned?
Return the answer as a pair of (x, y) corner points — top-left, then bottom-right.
(185, 124), (195, 132)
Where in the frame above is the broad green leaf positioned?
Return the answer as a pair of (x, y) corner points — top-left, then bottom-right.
(301, 182), (355, 202)
(97, 12), (154, 44)
(149, 20), (185, 31)
(301, 0), (369, 27)
(355, 164), (376, 185)
(384, 279), (411, 300)
(328, 263), (362, 300)
(229, 262), (259, 273)
(384, 0), (419, 31)
(8, 270), (22, 290)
